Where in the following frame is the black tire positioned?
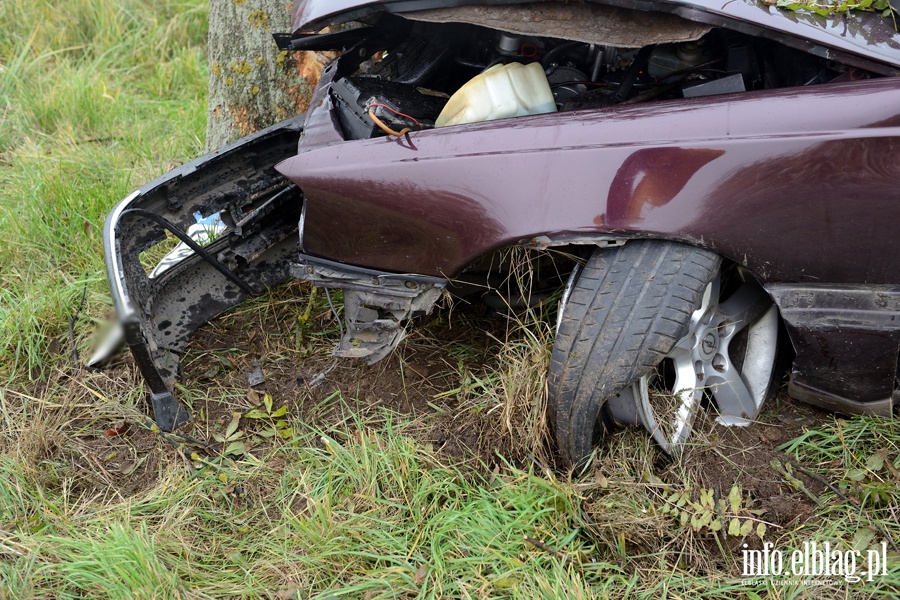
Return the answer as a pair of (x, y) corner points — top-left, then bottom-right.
(549, 240), (721, 466)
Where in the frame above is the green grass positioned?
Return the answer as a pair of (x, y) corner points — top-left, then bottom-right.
(0, 0), (208, 382)
(1, 1), (899, 598)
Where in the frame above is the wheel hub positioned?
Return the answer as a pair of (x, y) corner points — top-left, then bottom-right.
(697, 326), (720, 360)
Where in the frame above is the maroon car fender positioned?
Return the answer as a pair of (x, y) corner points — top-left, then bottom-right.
(276, 75), (900, 415)
(276, 76), (900, 284)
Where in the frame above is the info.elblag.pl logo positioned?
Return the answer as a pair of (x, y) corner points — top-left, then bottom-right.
(742, 541), (889, 584)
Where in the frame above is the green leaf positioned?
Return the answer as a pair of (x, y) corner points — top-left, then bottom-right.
(847, 468), (867, 481)
(263, 393), (273, 414)
(853, 527), (877, 552)
(729, 484), (742, 513)
(277, 427), (294, 439)
(740, 519), (753, 537)
(756, 523), (767, 539)
(244, 409), (268, 419)
(492, 576), (517, 590)
(224, 441), (247, 456)
(710, 518), (722, 532)
(728, 518), (742, 537)
(866, 452), (885, 472)
(225, 412), (241, 438)
(270, 405), (288, 418)
(680, 511), (689, 526)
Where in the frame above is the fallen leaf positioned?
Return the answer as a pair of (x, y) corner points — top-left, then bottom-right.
(225, 412), (241, 438)
(104, 421), (129, 437)
(414, 564), (428, 585)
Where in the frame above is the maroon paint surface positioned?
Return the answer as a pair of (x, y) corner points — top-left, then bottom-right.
(276, 76), (900, 284)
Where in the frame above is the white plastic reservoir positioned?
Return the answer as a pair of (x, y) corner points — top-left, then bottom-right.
(435, 62), (557, 127)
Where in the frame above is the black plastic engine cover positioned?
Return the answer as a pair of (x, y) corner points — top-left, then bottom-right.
(331, 76), (448, 139)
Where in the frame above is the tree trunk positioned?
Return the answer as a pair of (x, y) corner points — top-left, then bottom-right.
(206, 0), (330, 150)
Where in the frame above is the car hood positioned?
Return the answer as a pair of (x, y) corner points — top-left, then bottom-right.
(292, 0), (900, 69)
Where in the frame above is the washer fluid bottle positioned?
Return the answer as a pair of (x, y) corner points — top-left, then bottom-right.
(435, 62), (557, 127)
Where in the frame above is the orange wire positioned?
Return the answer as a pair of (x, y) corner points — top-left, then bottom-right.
(367, 103), (423, 129)
(368, 109), (412, 137)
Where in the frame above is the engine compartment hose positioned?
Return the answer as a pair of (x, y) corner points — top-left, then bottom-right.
(613, 45), (655, 103)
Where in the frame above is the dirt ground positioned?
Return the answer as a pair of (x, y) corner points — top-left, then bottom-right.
(64, 284), (832, 559)
(681, 394), (828, 529)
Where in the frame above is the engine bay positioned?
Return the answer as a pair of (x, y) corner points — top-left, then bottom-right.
(325, 13), (875, 141)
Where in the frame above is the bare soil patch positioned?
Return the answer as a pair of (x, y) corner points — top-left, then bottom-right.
(42, 282), (831, 544)
(679, 393), (828, 529)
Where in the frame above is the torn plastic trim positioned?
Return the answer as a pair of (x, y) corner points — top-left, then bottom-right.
(292, 254), (446, 364)
(522, 234), (628, 251)
(103, 115), (306, 431)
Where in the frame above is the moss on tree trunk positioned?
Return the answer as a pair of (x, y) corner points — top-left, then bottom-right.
(206, 0), (330, 150)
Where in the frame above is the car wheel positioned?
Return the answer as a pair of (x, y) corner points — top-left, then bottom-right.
(549, 240), (779, 465)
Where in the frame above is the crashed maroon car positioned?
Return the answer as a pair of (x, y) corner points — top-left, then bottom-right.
(104, 0), (900, 465)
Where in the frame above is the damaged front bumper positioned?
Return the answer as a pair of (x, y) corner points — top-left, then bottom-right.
(104, 115), (446, 431)
(104, 117), (305, 430)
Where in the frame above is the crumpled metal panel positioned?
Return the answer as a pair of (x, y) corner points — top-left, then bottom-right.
(403, 3), (710, 48)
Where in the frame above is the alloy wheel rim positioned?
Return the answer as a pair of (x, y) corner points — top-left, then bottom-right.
(607, 272), (779, 455)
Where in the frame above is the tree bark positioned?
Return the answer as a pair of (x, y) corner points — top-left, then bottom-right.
(206, 0), (330, 150)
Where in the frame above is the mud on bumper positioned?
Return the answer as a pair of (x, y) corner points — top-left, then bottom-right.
(104, 116), (445, 431)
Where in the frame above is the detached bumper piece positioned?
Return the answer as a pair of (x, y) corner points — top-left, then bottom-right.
(292, 255), (446, 364)
(104, 116), (305, 431)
